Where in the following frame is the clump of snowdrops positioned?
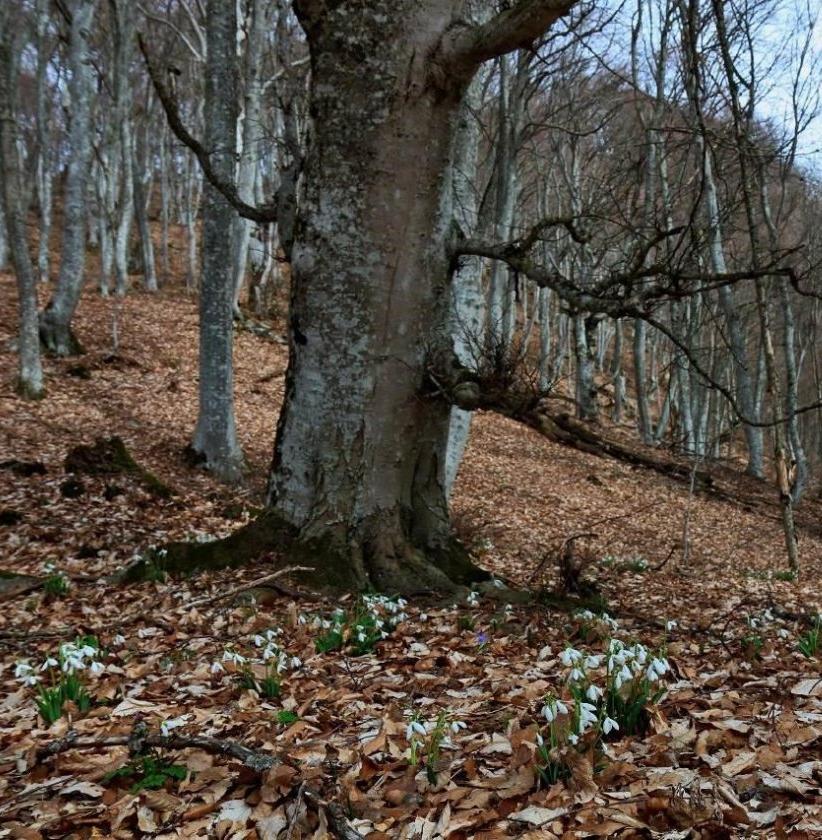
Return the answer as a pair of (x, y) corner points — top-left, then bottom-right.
(15, 636), (107, 724)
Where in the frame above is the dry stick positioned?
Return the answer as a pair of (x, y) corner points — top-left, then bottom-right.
(303, 788), (365, 840)
(36, 728), (363, 838)
(36, 728), (278, 772)
(183, 566), (313, 610)
(529, 531), (597, 586)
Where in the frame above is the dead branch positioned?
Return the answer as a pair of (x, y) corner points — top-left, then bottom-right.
(36, 726), (278, 772)
(183, 565), (314, 609)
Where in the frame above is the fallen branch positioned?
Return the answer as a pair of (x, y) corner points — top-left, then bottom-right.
(303, 787), (365, 840)
(183, 566), (314, 610)
(36, 726), (278, 772)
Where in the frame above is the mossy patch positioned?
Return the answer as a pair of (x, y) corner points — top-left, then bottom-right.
(64, 437), (175, 500)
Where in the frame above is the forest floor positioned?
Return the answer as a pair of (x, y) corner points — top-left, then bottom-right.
(0, 274), (820, 839)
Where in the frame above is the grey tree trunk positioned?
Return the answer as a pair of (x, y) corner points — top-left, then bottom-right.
(35, 0), (52, 283)
(445, 77), (484, 498)
(0, 192), (7, 272)
(0, 9), (44, 398)
(39, 0), (98, 355)
(702, 146), (764, 476)
(265, 0), (567, 591)
(133, 123), (158, 292)
(191, 0), (244, 482)
(231, 0), (269, 314)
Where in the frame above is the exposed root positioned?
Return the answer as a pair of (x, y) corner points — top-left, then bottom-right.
(117, 510), (489, 595)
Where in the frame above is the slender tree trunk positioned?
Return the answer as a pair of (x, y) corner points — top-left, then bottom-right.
(39, 0), (98, 355)
(445, 78), (483, 498)
(231, 0), (269, 314)
(191, 0), (244, 482)
(0, 10), (44, 398)
(35, 0), (52, 283)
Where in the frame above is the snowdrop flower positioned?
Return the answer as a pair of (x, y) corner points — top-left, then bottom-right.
(650, 657), (669, 677)
(570, 667), (585, 682)
(535, 732), (544, 747)
(584, 655), (602, 669)
(222, 649), (247, 666)
(15, 662), (40, 686)
(586, 684), (603, 702)
(40, 657), (58, 671)
(560, 647), (583, 667)
(89, 660), (105, 676)
(298, 613), (307, 625)
(210, 661), (225, 674)
(492, 578), (505, 589)
(777, 628), (790, 639)
(645, 665), (659, 683)
(419, 613), (428, 622)
(113, 634), (126, 646)
(567, 733), (579, 745)
(577, 701), (598, 731)
(406, 720), (427, 740)
(666, 620), (678, 632)
(466, 592), (480, 607)
(253, 635), (265, 648)
(290, 656), (302, 669)
(543, 704), (556, 723)
(450, 720), (467, 734)
(160, 716), (187, 737)
(602, 716), (619, 735)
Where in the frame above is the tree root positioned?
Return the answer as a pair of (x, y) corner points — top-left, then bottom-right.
(116, 509), (488, 595)
(65, 436), (175, 499)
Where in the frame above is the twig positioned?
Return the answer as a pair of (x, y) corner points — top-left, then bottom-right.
(303, 788), (365, 839)
(183, 566), (313, 609)
(529, 531), (597, 585)
(36, 727), (279, 772)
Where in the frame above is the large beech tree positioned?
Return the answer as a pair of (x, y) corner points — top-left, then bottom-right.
(147, 0), (577, 592)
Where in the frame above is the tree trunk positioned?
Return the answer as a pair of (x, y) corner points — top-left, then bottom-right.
(39, 0), (97, 355)
(445, 77), (484, 499)
(0, 9), (45, 398)
(191, 0), (244, 483)
(264, 1), (504, 592)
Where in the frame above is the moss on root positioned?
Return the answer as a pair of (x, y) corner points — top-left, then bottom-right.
(65, 436), (175, 499)
(118, 511), (490, 595)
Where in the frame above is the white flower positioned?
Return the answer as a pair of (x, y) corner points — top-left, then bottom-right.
(89, 660), (105, 676)
(419, 613), (428, 622)
(15, 661), (34, 678)
(210, 661), (225, 674)
(570, 667), (585, 682)
(535, 732), (544, 747)
(645, 666), (659, 683)
(406, 721), (427, 740)
(492, 578), (505, 589)
(555, 700), (568, 716)
(567, 733), (579, 745)
(602, 716), (619, 735)
(586, 684), (602, 702)
(651, 657), (669, 677)
(450, 720), (467, 733)
(40, 657), (58, 671)
(560, 648), (582, 667)
(113, 634), (126, 646)
(253, 635), (265, 647)
(291, 656), (302, 669)
(160, 716), (187, 737)
(584, 655), (602, 669)
(666, 620), (677, 632)
(777, 628), (789, 639)
(543, 704), (556, 723)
